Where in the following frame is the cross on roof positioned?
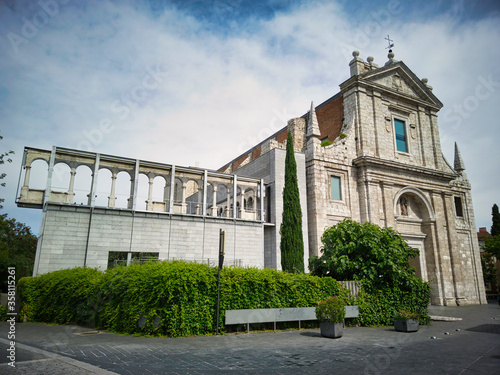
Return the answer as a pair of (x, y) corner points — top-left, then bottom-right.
(385, 35), (394, 51)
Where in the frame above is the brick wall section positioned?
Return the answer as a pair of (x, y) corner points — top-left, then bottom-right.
(232, 153), (250, 171)
(316, 94), (344, 141)
(275, 128), (288, 144)
(252, 145), (261, 160)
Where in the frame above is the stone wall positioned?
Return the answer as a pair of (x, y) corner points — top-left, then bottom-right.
(33, 203), (264, 275)
(236, 147), (309, 271)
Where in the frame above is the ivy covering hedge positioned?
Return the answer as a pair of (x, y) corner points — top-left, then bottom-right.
(18, 259), (429, 336)
(18, 261), (346, 337)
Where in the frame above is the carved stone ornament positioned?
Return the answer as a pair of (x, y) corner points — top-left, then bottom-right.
(410, 124), (417, 139)
(392, 75), (402, 91)
(385, 115), (392, 132)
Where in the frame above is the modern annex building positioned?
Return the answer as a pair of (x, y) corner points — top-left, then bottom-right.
(17, 51), (486, 306)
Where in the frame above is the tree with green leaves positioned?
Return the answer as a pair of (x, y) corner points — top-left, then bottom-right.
(491, 204), (500, 237)
(483, 236), (500, 259)
(0, 214), (38, 292)
(483, 204), (500, 259)
(481, 252), (497, 287)
(0, 132), (15, 210)
(309, 218), (422, 290)
(280, 131), (304, 273)
(309, 219), (430, 325)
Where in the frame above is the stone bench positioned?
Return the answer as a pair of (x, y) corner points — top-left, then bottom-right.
(225, 306), (359, 333)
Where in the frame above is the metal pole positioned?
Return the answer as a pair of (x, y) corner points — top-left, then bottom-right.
(216, 229), (225, 335)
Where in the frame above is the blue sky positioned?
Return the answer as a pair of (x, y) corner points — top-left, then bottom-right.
(1, 0), (499, 234)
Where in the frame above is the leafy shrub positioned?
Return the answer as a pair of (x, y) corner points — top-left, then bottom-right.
(309, 218), (431, 326)
(394, 310), (420, 320)
(0, 304), (7, 321)
(18, 267), (102, 324)
(321, 139), (333, 147)
(315, 295), (346, 323)
(96, 260), (217, 337)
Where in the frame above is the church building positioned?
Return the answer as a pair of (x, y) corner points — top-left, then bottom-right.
(218, 50), (487, 306)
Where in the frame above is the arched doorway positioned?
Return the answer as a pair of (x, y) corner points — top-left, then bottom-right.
(393, 187), (435, 283)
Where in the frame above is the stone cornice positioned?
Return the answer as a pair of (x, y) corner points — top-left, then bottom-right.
(339, 62), (443, 112)
(352, 156), (457, 182)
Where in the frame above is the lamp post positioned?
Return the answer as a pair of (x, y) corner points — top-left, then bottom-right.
(216, 229), (225, 335)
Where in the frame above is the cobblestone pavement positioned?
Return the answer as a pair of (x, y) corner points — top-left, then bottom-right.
(1, 302), (499, 374)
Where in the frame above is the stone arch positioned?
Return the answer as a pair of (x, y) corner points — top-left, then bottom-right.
(51, 162), (71, 192)
(393, 186), (435, 222)
(185, 179), (201, 215)
(95, 168), (113, 207)
(216, 184), (230, 217)
(173, 177), (183, 203)
(246, 196), (254, 211)
(206, 182), (215, 209)
(114, 171), (132, 209)
(393, 186), (435, 285)
(152, 175), (167, 202)
(136, 173), (149, 211)
(73, 165), (92, 205)
(28, 159), (48, 189)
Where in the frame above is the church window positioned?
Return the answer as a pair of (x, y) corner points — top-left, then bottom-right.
(394, 119), (408, 153)
(454, 196), (464, 217)
(330, 176), (341, 200)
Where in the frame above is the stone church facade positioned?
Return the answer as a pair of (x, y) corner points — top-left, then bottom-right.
(219, 51), (487, 306)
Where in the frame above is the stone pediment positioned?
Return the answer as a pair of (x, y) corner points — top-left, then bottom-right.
(360, 62), (443, 109)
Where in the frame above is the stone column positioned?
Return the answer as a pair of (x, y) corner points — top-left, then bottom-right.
(146, 176), (154, 210)
(226, 185), (231, 218)
(127, 175), (135, 209)
(202, 170), (208, 216)
(260, 179), (264, 222)
(240, 187), (245, 218)
(67, 167), (76, 203)
(233, 176), (237, 219)
(381, 181), (395, 228)
(443, 192), (461, 304)
(108, 173), (117, 208)
(211, 186), (218, 216)
(163, 179), (169, 211)
(181, 183), (187, 214)
(20, 165), (31, 199)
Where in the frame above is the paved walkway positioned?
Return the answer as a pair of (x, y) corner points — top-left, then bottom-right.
(1, 302), (499, 374)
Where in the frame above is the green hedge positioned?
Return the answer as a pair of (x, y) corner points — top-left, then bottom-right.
(18, 261), (346, 337)
(356, 281), (430, 326)
(18, 261), (429, 336)
(18, 267), (102, 324)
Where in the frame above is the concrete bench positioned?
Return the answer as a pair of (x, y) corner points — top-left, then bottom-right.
(225, 306), (359, 333)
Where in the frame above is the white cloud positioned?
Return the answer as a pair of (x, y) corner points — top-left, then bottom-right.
(0, 0), (499, 232)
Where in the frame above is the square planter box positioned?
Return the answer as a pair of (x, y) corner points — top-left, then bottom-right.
(394, 318), (419, 332)
(320, 322), (344, 338)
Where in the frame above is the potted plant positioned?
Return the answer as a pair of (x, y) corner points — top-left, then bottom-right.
(315, 295), (346, 338)
(394, 310), (420, 332)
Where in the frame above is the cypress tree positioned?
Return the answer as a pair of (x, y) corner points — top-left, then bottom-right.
(280, 131), (304, 273)
(491, 204), (500, 237)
